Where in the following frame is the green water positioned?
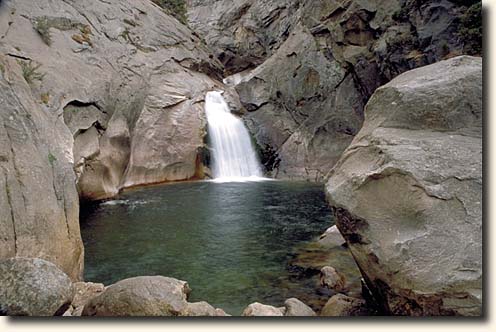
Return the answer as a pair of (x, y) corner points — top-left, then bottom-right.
(80, 180), (334, 315)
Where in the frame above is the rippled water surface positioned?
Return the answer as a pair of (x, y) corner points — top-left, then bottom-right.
(80, 180), (334, 315)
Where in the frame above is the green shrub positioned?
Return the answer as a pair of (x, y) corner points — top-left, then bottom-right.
(48, 152), (57, 166)
(18, 60), (45, 84)
(151, 0), (188, 25)
(33, 16), (86, 46)
(458, 2), (482, 55)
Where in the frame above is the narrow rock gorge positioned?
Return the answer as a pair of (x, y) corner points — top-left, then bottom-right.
(0, 0), (483, 317)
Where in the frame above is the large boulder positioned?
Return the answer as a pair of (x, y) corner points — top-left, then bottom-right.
(81, 276), (226, 317)
(326, 56), (482, 316)
(0, 258), (74, 316)
(189, 0), (481, 181)
(0, 55), (83, 280)
(0, 0), (228, 201)
(82, 276), (191, 316)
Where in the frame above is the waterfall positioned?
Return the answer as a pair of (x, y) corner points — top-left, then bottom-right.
(205, 91), (264, 182)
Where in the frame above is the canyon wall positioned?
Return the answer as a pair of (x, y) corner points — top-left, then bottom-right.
(189, 0), (481, 180)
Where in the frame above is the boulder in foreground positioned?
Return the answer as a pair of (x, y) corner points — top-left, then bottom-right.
(320, 294), (368, 317)
(81, 276), (226, 316)
(283, 298), (316, 316)
(242, 302), (285, 316)
(0, 258), (74, 316)
(326, 56), (482, 316)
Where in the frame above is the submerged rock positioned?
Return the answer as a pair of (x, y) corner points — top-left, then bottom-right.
(242, 302), (285, 316)
(320, 294), (368, 317)
(319, 266), (347, 293)
(0, 258), (74, 316)
(326, 56), (482, 316)
(284, 298), (316, 317)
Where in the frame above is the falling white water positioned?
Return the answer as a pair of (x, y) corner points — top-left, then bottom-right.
(205, 91), (264, 182)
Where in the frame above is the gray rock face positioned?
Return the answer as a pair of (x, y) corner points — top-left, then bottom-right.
(283, 298), (316, 317)
(0, 258), (74, 316)
(0, 0), (225, 201)
(236, 25), (363, 180)
(0, 55), (83, 280)
(188, 0), (302, 75)
(326, 56), (482, 316)
(189, 0), (481, 181)
(242, 302), (285, 316)
(320, 294), (368, 317)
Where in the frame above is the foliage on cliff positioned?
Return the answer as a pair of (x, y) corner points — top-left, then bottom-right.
(459, 2), (482, 55)
(151, 0), (187, 24)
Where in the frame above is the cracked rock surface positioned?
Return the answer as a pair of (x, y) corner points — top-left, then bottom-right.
(326, 56), (482, 316)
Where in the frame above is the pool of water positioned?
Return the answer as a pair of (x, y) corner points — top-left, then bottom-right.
(80, 180), (334, 315)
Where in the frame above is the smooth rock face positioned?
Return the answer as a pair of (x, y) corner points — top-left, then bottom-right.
(242, 302), (285, 316)
(0, 56), (83, 280)
(0, 0), (226, 201)
(326, 56), (482, 316)
(320, 266), (347, 293)
(320, 294), (368, 317)
(284, 298), (316, 317)
(0, 258), (74, 316)
(189, 0), (480, 181)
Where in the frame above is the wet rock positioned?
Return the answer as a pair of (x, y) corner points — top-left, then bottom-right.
(318, 225), (346, 248)
(319, 266), (347, 293)
(320, 294), (368, 317)
(242, 302), (284, 316)
(82, 276), (191, 316)
(0, 258), (74, 316)
(326, 56), (482, 316)
(284, 298), (316, 317)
